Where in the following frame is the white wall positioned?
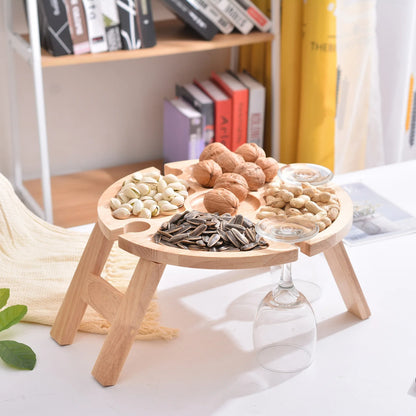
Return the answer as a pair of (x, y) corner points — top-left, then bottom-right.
(0, 1), (231, 181)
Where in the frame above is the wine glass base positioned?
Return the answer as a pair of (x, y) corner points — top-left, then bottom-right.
(293, 279), (322, 303)
(256, 343), (313, 373)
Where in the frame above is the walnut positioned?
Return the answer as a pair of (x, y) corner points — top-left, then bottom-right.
(214, 173), (249, 202)
(255, 157), (279, 182)
(216, 151), (245, 173)
(199, 142), (229, 162)
(192, 159), (222, 188)
(234, 162), (266, 191)
(203, 188), (239, 215)
(235, 143), (266, 162)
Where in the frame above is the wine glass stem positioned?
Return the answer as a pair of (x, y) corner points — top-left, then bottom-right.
(279, 263), (294, 289)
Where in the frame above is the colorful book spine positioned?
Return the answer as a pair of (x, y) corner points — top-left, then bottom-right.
(163, 97), (205, 163)
(101, 0), (122, 51)
(176, 83), (215, 146)
(64, 0), (90, 54)
(211, 71), (249, 151)
(136, 0), (157, 48)
(194, 78), (232, 149)
(185, 0), (234, 34)
(37, 0), (73, 56)
(82, 0), (108, 53)
(231, 71), (265, 148)
(233, 0), (272, 32)
(161, 0), (219, 41)
(209, 0), (253, 34)
(116, 0), (141, 49)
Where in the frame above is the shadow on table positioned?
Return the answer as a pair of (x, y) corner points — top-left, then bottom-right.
(114, 267), (365, 415)
(317, 311), (363, 340)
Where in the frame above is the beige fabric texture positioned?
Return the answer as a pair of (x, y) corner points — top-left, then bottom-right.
(0, 173), (177, 340)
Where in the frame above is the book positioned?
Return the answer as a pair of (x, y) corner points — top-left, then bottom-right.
(64, 0), (90, 55)
(101, 0), (122, 51)
(116, 0), (141, 49)
(211, 71), (249, 151)
(37, 0), (73, 56)
(194, 78), (232, 149)
(185, 0), (234, 34)
(136, 0), (157, 48)
(176, 83), (215, 146)
(160, 0), (219, 41)
(163, 97), (205, 163)
(342, 182), (416, 246)
(233, 0), (272, 32)
(209, 0), (254, 34)
(231, 70), (265, 148)
(82, 0), (108, 53)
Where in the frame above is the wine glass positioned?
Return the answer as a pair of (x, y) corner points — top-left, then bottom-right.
(253, 216), (319, 372)
(278, 162), (334, 186)
(276, 162), (334, 302)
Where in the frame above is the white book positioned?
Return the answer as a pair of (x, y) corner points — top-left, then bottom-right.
(210, 0), (254, 34)
(100, 0), (122, 51)
(185, 0), (234, 34)
(232, 71), (265, 148)
(233, 0), (272, 32)
(82, 0), (109, 53)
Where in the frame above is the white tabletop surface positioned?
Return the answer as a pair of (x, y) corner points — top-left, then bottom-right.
(2, 161), (416, 415)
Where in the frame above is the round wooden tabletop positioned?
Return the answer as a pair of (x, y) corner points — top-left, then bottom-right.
(96, 161), (353, 270)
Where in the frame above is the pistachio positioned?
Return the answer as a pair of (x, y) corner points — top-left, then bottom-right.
(110, 198), (121, 210)
(137, 183), (150, 195)
(160, 202), (179, 212)
(164, 174), (179, 184)
(139, 208), (152, 219)
(132, 172), (143, 182)
(110, 171), (188, 220)
(157, 179), (168, 193)
(168, 181), (187, 192)
(113, 207), (131, 219)
(132, 200), (144, 215)
(143, 199), (157, 210)
(171, 195), (185, 207)
(123, 186), (141, 199)
(120, 203), (133, 212)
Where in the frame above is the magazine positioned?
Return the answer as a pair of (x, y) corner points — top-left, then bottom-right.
(342, 182), (416, 245)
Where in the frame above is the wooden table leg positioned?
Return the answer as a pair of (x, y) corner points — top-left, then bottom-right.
(50, 223), (114, 345)
(324, 241), (371, 320)
(91, 258), (166, 387)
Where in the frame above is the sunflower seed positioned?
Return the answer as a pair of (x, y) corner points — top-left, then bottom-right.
(207, 233), (221, 247)
(154, 211), (268, 252)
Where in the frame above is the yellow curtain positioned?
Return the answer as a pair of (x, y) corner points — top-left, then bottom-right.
(238, 0), (272, 156)
(239, 0), (337, 170)
(297, 0), (337, 170)
(281, 0), (337, 170)
(280, 0), (302, 163)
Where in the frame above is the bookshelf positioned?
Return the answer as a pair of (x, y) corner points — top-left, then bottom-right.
(5, 0), (278, 224)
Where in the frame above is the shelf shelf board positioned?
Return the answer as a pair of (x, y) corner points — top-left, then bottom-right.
(39, 19), (274, 68)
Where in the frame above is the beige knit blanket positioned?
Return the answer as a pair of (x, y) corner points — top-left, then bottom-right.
(0, 173), (177, 340)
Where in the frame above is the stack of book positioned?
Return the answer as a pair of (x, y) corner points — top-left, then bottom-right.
(163, 70), (266, 163)
(160, 0), (272, 40)
(36, 0), (271, 56)
(35, 0), (157, 56)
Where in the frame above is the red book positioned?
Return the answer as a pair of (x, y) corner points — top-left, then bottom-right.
(211, 71), (249, 151)
(194, 78), (232, 150)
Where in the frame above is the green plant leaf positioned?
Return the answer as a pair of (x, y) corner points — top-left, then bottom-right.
(0, 340), (36, 370)
(0, 305), (27, 332)
(0, 289), (10, 309)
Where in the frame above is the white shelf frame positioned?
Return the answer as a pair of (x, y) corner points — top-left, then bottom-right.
(4, 0), (53, 222)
